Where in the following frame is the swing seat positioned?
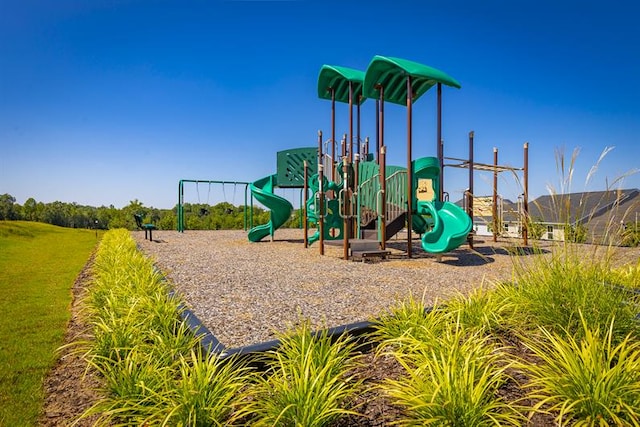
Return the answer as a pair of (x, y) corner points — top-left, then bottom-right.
(134, 214), (157, 241)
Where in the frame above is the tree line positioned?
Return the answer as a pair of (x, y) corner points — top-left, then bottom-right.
(0, 194), (303, 231)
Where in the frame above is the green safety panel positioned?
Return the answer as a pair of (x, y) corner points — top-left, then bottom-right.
(317, 65), (367, 105)
(363, 55), (461, 105)
(276, 147), (318, 188)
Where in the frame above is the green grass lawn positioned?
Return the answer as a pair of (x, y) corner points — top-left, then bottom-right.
(0, 221), (101, 426)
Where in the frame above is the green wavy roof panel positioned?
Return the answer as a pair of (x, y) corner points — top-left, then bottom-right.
(363, 55), (461, 105)
(317, 65), (366, 105)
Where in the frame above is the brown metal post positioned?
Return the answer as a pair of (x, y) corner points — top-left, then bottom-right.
(303, 160), (308, 248)
(349, 82), (354, 162)
(493, 147), (498, 243)
(437, 83), (443, 201)
(331, 88), (336, 184)
(468, 131), (475, 249)
(318, 130), (325, 255)
(523, 142), (529, 246)
(375, 98), (380, 163)
(406, 76), (413, 258)
(343, 157), (350, 260)
(380, 145), (387, 249)
(354, 153), (360, 238)
(376, 85), (385, 166)
(357, 95), (361, 159)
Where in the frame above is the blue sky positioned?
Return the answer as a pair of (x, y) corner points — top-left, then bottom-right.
(1, 0), (638, 209)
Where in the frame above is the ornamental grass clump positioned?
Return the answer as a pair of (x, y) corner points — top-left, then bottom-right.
(502, 246), (639, 345)
(379, 318), (523, 426)
(609, 259), (640, 291)
(79, 229), (254, 425)
(372, 294), (448, 352)
(84, 347), (171, 424)
(519, 315), (640, 425)
(445, 283), (515, 335)
(241, 321), (363, 427)
(147, 349), (254, 426)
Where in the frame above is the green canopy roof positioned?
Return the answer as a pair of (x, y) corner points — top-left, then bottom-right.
(317, 65), (366, 105)
(363, 55), (461, 105)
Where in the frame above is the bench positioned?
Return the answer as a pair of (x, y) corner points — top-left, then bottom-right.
(134, 214), (157, 241)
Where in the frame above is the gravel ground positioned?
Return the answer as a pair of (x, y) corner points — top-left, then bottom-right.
(133, 229), (539, 350)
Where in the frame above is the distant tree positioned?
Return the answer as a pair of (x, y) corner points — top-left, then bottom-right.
(526, 217), (546, 240)
(157, 210), (176, 230)
(564, 222), (588, 244)
(42, 201), (69, 226)
(110, 199), (146, 229)
(0, 194), (19, 220)
(283, 209), (303, 228)
(22, 197), (38, 221)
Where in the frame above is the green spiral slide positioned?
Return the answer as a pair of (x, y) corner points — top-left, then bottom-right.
(413, 157), (473, 254)
(248, 174), (293, 242)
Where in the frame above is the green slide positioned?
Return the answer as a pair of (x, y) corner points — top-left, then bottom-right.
(416, 201), (472, 253)
(413, 156), (472, 254)
(248, 174), (293, 242)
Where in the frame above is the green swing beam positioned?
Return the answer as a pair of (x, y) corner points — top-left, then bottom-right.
(177, 179), (252, 232)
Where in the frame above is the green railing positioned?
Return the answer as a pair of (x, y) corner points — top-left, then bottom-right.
(385, 170), (408, 222)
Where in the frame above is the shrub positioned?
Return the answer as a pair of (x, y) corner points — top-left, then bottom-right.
(379, 318), (523, 426)
(520, 316), (640, 425)
(502, 247), (639, 344)
(241, 321), (362, 427)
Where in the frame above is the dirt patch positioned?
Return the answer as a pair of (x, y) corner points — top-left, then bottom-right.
(39, 255), (102, 426)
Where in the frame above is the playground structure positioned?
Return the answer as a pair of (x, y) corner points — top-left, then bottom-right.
(177, 55), (530, 260)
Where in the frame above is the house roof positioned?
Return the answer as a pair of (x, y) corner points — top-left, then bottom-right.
(528, 189), (640, 225)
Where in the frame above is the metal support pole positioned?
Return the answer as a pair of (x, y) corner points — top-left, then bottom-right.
(493, 147), (498, 243)
(343, 157), (350, 260)
(318, 130), (325, 255)
(354, 153), (360, 238)
(523, 142), (529, 246)
(178, 180), (183, 232)
(380, 145), (387, 249)
(437, 83), (443, 201)
(375, 98), (380, 163)
(349, 82), (354, 162)
(303, 160), (308, 248)
(468, 131), (475, 249)
(376, 85), (385, 166)
(331, 88), (336, 184)
(406, 76), (413, 258)
(357, 95), (361, 159)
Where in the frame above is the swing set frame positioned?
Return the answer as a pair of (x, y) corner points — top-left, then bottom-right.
(177, 179), (252, 232)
